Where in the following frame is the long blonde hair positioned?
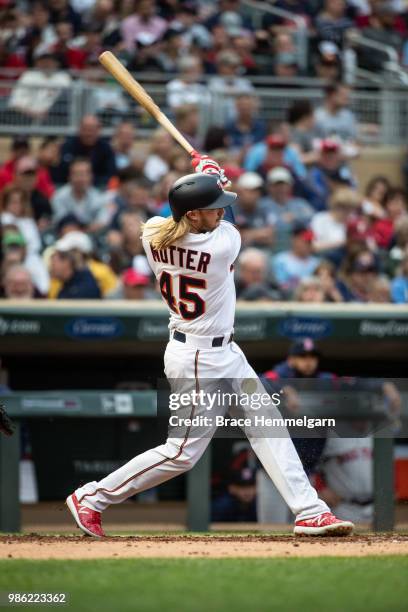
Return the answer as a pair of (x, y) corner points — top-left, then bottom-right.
(143, 216), (191, 250)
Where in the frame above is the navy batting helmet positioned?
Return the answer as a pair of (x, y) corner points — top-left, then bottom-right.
(168, 173), (237, 222)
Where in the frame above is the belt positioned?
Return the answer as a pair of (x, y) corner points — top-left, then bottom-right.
(172, 329), (234, 349)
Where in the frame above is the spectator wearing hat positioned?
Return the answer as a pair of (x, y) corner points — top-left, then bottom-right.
(212, 464), (257, 522)
(308, 139), (356, 210)
(47, 230), (118, 299)
(121, 0), (167, 53)
(0, 136), (30, 192)
(225, 94), (267, 150)
(260, 167), (314, 239)
(311, 187), (361, 265)
(233, 172), (275, 249)
(236, 248), (282, 301)
(1, 230), (49, 295)
(2, 265), (35, 300)
(154, 26), (186, 73)
(48, 0), (82, 35)
(49, 234), (101, 299)
(112, 268), (156, 300)
(313, 41), (342, 81)
(52, 158), (109, 231)
(243, 131), (306, 180)
(8, 51), (71, 121)
(314, 83), (358, 144)
(166, 56), (210, 110)
(272, 227), (320, 294)
(337, 248), (380, 302)
(391, 253), (408, 303)
(56, 115), (116, 188)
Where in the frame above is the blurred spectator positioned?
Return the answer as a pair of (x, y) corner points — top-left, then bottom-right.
(174, 104), (202, 151)
(311, 187), (360, 264)
(0, 136), (30, 192)
(23, 2), (57, 58)
(52, 158), (108, 230)
(313, 41), (342, 80)
(233, 172), (274, 249)
(109, 177), (152, 229)
(47, 230), (118, 298)
(260, 167), (314, 235)
(50, 19), (87, 69)
(155, 26), (186, 73)
(49, 235), (101, 299)
(293, 276), (326, 302)
(367, 275), (391, 302)
(244, 131), (306, 180)
(358, 2), (403, 71)
(391, 253), (408, 303)
(224, 94), (266, 149)
(203, 126), (230, 153)
(1, 186), (41, 254)
(315, 0), (355, 47)
(8, 51), (71, 121)
(12, 156), (53, 229)
(113, 267), (156, 300)
(363, 174), (391, 215)
(143, 128), (175, 182)
(236, 248), (281, 301)
(308, 139), (356, 210)
(1, 230), (49, 295)
(172, 3), (212, 51)
(273, 33), (299, 77)
(314, 259), (344, 302)
(337, 248), (380, 302)
(107, 211), (145, 274)
(121, 0), (167, 53)
(111, 122), (137, 171)
(287, 100), (318, 166)
(272, 227), (320, 294)
(56, 115), (116, 188)
(209, 50), (254, 119)
(2, 264), (35, 300)
(166, 56), (210, 110)
(90, 0), (122, 49)
(83, 67), (130, 123)
(212, 465), (257, 522)
(48, 0), (82, 35)
(376, 187), (408, 249)
(388, 216), (408, 273)
(314, 83), (358, 143)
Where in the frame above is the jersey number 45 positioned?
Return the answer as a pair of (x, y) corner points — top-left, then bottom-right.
(159, 272), (206, 320)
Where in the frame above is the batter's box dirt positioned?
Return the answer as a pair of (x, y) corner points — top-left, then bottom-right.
(1, 534), (408, 559)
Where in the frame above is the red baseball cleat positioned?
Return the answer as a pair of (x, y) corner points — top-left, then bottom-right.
(294, 512), (354, 536)
(66, 493), (105, 538)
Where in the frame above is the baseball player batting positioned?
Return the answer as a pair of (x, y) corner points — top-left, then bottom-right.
(66, 153), (354, 538)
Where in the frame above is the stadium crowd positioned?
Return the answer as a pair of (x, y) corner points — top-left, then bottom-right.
(0, 0), (408, 303)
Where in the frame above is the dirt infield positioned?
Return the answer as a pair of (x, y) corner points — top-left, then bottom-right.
(1, 534), (408, 559)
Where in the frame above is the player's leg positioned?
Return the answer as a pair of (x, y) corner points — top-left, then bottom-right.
(225, 342), (354, 535)
(67, 341), (216, 536)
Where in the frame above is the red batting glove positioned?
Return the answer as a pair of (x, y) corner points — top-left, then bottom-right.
(190, 151), (231, 188)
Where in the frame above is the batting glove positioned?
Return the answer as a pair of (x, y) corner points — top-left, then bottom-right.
(190, 151), (231, 189)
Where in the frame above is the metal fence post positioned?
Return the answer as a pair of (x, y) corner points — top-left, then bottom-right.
(187, 445), (211, 532)
(0, 422), (20, 533)
(380, 88), (396, 146)
(373, 436), (394, 532)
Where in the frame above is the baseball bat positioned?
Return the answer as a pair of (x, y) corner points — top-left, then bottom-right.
(99, 51), (195, 155)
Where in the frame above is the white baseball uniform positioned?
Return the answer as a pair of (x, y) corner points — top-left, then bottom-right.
(75, 217), (329, 520)
(320, 435), (373, 523)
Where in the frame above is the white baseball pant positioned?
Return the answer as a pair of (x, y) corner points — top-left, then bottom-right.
(75, 337), (329, 521)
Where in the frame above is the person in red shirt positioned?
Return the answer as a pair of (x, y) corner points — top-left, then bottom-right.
(0, 136), (31, 192)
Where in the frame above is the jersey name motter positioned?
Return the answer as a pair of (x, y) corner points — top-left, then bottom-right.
(142, 216), (241, 337)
